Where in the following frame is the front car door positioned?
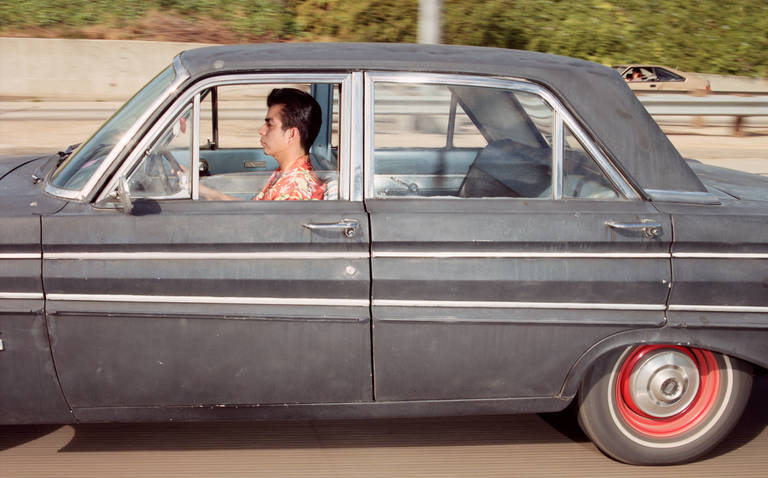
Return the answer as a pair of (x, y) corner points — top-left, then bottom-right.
(42, 72), (372, 417)
(365, 72), (672, 403)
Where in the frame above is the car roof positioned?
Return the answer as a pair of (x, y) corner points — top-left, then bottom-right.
(179, 43), (706, 195)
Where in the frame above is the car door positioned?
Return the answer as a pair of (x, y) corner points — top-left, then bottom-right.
(42, 73), (373, 414)
(365, 73), (672, 401)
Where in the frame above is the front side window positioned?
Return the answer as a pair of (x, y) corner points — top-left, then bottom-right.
(113, 80), (342, 203)
(127, 103), (193, 199)
(370, 78), (620, 200)
(197, 83), (340, 201)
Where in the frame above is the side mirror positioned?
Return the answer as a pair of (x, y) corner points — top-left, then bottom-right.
(117, 176), (133, 214)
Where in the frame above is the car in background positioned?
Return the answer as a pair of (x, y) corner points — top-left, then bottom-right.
(1, 43), (767, 466)
(615, 64), (711, 95)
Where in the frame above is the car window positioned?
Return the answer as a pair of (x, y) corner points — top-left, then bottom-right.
(563, 126), (619, 199)
(654, 68), (684, 82)
(626, 67), (655, 82)
(198, 82), (340, 200)
(371, 79), (620, 200)
(373, 83), (485, 149)
(120, 81), (342, 202)
(372, 81), (551, 198)
(127, 103), (193, 199)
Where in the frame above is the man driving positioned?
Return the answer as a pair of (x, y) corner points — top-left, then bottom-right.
(198, 88), (326, 201)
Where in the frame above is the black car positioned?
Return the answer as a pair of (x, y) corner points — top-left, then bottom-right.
(2, 43), (766, 465)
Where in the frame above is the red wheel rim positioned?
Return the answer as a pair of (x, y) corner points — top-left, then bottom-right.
(615, 345), (720, 438)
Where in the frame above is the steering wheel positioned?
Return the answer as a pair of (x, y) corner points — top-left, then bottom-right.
(142, 147), (183, 195)
(161, 147), (182, 174)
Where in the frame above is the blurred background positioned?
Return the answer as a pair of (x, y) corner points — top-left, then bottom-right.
(1, 0), (767, 173)
(1, 0), (767, 76)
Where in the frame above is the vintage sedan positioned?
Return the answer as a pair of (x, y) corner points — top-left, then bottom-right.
(1, 43), (766, 465)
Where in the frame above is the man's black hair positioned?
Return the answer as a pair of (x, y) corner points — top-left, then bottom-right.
(267, 88), (322, 153)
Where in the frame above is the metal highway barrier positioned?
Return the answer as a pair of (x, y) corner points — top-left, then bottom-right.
(2, 94), (768, 134)
(639, 94), (768, 115)
(638, 94), (768, 133)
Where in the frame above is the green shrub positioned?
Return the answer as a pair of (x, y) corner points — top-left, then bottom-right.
(1, 0), (766, 76)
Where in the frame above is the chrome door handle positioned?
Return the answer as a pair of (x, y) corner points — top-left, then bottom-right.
(606, 221), (663, 239)
(303, 219), (360, 238)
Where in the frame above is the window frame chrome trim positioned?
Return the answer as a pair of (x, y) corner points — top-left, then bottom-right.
(552, 112), (564, 199)
(46, 55), (190, 201)
(46, 293), (369, 307)
(96, 72), (355, 204)
(363, 71), (639, 200)
(348, 71), (364, 202)
(363, 72), (375, 202)
(192, 93), (201, 200)
(373, 299), (666, 311)
(45, 251), (369, 260)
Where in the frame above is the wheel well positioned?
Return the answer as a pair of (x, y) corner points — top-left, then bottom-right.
(559, 327), (767, 399)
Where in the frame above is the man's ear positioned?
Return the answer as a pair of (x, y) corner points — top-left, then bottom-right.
(287, 126), (300, 144)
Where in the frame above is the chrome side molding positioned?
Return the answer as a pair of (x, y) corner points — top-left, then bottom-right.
(645, 189), (720, 205)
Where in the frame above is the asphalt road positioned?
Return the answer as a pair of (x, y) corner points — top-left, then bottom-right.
(1, 374), (766, 477)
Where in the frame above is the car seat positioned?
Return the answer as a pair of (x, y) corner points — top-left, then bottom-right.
(458, 139), (552, 198)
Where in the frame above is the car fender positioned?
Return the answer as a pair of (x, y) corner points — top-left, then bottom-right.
(559, 325), (768, 399)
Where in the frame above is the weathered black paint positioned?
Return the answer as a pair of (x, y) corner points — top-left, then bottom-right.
(43, 200), (372, 409)
(367, 198), (672, 400)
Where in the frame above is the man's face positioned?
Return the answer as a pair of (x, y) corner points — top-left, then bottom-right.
(258, 104), (293, 158)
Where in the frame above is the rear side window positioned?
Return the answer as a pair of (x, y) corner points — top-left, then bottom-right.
(654, 68), (684, 82)
(370, 79), (619, 200)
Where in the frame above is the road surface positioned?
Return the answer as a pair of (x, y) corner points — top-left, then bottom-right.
(1, 375), (766, 477)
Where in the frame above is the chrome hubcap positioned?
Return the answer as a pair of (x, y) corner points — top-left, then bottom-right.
(629, 349), (700, 418)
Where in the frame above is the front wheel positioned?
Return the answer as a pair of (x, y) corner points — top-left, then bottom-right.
(578, 345), (752, 465)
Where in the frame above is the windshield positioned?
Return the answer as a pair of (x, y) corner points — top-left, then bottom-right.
(49, 65), (176, 191)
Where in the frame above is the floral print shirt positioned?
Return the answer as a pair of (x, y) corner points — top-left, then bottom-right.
(254, 155), (326, 201)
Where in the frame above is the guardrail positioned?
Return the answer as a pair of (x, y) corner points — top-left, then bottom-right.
(638, 95), (768, 116)
(637, 94), (768, 133)
(3, 94), (768, 135)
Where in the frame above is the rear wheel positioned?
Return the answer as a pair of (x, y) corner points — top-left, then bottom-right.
(578, 345), (752, 465)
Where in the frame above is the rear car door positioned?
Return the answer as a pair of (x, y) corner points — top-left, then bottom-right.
(365, 73), (672, 401)
(42, 73), (372, 416)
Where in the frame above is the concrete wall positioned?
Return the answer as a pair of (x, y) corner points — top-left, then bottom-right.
(2, 37), (767, 100)
(0, 37), (212, 101)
